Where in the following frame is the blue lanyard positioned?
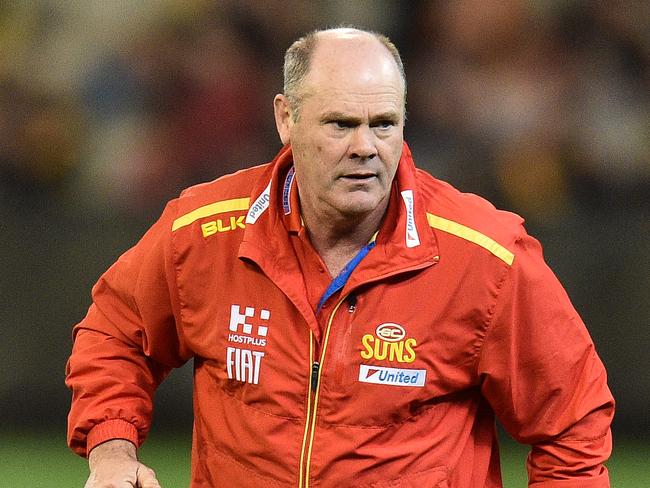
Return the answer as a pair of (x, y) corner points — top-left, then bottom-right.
(316, 240), (376, 313)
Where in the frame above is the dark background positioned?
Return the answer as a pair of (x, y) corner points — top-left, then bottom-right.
(1, 0), (648, 448)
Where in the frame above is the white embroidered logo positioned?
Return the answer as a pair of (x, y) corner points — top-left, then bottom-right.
(226, 304), (270, 385)
(245, 179), (272, 224)
(400, 190), (420, 248)
(229, 304), (270, 338)
(358, 364), (426, 387)
(282, 166), (295, 215)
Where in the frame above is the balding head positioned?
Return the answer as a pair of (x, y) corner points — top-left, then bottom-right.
(283, 28), (406, 120)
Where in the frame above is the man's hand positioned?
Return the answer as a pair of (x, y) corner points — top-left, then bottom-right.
(84, 439), (161, 488)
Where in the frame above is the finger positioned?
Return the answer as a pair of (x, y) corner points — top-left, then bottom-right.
(84, 472), (138, 488)
(136, 464), (162, 488)
(83, 473), (94, 488)
(84, 474), (136, 488)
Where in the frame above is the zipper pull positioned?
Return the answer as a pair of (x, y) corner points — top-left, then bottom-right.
(347, 294), (357, 313)
(311, 361), (320, 391)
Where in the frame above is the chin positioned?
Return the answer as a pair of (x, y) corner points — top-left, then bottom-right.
(337, 198), (381, 217)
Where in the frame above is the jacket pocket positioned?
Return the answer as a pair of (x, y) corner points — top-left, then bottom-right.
(368, 465), (449, 488)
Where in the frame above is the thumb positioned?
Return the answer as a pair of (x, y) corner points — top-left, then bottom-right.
(136, 464), (162, 488)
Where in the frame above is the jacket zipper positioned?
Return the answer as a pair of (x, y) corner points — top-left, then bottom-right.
(311, 361), (320, 391)
(298, 331), (314, 488)
(298, 296), (347, 488)
(333, 294), (356, 384)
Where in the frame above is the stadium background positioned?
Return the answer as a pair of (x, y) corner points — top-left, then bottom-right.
(1, 1), (648, 485)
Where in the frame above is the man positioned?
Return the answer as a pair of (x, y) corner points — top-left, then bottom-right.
(67, 28), (614, 487)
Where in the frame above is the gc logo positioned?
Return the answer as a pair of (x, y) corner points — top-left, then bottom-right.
(375, 323), (406, 342)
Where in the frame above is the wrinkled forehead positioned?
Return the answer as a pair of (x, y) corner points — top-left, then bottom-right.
(305, 86), (405, 122)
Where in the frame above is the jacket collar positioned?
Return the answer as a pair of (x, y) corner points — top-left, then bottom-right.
(238, 143), (439, 308)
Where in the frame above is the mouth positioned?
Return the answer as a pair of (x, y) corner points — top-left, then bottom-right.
(340, 172), (377, 181)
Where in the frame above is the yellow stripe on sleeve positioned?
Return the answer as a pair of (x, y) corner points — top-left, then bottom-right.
(172, 197), (250, 232)
(426, 213), (515, 265)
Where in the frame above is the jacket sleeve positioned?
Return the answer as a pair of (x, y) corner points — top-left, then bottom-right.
(65, 200), (191, 457)
(477, 231), (614, 487)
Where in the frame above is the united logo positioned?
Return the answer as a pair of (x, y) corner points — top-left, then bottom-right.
(358, 364), (426, 387)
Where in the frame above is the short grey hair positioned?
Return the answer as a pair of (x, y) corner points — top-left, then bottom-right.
(283, 27), (407, 120)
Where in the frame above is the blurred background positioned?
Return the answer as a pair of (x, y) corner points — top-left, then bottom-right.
(1, 0), (648, 485)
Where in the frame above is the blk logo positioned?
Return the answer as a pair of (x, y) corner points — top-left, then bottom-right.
(201, 216), (246, 237)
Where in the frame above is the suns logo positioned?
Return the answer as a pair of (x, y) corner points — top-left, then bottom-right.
(360, 323), (417, 363)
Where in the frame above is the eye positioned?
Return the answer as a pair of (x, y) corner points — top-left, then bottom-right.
(331, 119), (353, 129)
(371, 120), (395, 130)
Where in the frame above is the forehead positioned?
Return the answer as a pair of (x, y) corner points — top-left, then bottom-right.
(305, 86), (403, 119)
(301, 34), (405, 111)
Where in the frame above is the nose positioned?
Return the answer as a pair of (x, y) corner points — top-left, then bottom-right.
(349, 125), (377, 161)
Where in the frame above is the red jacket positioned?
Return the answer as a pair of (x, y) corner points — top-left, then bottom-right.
(66, 143), (614, 487)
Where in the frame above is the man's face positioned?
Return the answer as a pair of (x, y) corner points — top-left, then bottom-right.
(275, 33), (405, 221)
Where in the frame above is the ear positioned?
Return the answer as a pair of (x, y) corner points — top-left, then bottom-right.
(273, 94), (293, 145)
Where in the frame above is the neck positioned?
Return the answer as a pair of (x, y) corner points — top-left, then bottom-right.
(301, 201), (387, 277)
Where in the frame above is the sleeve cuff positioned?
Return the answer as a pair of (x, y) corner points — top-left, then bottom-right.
(87, 419), (140, 455)
(529, 470), (610, 487)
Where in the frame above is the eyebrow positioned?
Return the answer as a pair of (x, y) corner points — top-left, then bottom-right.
(321, 111), (400, 124)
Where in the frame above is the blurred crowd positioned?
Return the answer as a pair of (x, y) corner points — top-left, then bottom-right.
(1, 0), (648, 220)
(406, 0), (649, 222)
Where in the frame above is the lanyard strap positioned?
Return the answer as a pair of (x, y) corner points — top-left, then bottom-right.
(316, 239), (376, 313)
